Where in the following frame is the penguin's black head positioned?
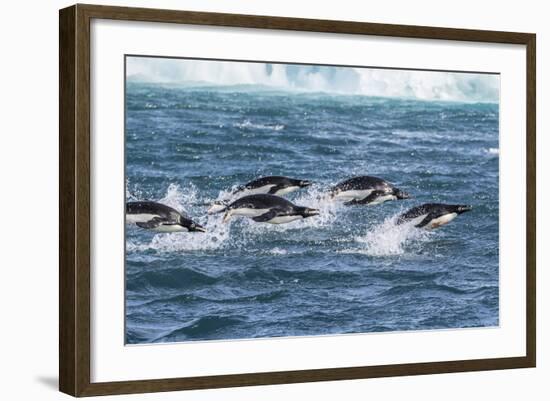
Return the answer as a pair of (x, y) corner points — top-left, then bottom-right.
(298, 207), (320, 219)
(454, 205), (473, 214)
(297, 179), (313, 188)
(393, 188), (412, 200)
(187, 221), (207, 232)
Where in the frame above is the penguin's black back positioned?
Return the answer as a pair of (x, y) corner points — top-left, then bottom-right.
(228, 194), (296, 211)
(332, 176), (393, 192)
(126, 201), (181, 219)
(398, 203), (457, 222)
(244, 176), (296, 189)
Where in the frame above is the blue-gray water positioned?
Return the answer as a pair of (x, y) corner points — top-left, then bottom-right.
(125, 82), (499, 344)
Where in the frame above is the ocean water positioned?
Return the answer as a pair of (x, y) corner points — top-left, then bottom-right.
(125, 82), (499, 345)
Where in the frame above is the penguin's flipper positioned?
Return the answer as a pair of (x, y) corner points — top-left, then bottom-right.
(267, 184), (284, 195)
(415, 213), (436, 228)
(136, 217), (165, 229)
(252, 210), (279, 222)
(344, 190), (384, 206)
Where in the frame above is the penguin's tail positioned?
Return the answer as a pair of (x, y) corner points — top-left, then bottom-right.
(206, 200), (229, 215)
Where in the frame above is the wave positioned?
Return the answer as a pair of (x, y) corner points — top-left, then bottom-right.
(381, 282), (467, 296)
(368, 269), (443, 283)
(142, 289), (286, 307)
(126, 267), (218, 292)
(154, 315), (245, 341)
(232, 267), (360, 285)
(127, 57), (499, 102)
(126, 329), (150, 344)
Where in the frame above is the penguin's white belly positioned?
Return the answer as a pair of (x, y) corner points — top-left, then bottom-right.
(427, 213), (457, 229)
(232, 208), (271, 217)
(266, 215), (303, 224)
(407, 214), (430, 227)
(152, 224), (189, 233)
(273, 186), (299, 196)
(246, 185), (276, 195)
(126, 213), (160, 224)
(367, 194), (397, 205)
(335, 189), (373, 200)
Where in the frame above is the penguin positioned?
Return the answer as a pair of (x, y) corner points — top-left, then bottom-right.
(126, 201), (206, 233)
(331, 176), (411, 205)
(207, 176), (312, 214)
(396, 203), (473, 229)
(237, 176), (312, 196)
(220, 194), (319, 224)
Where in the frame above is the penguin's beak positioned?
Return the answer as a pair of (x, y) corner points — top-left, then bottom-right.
(394, 189), (411, 199)
(457, 205), (473, 214)
(190, 224), (206, 232)
(303, 208), (320, 218)
(299, 180), (313, 188)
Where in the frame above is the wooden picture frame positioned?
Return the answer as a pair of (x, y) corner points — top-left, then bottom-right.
(59, 3), (536, 397)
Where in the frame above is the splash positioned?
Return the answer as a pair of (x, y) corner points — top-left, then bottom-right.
(126, 178), (144, 201)
(228, 185), (341, 235)
(291, 185), (342, 228)
(352, 214), (434, 257)
(127, 213), (232, 253)
(126, 183), (334, 253)
(127, 184), (232, 253)
(158, 183), (198, 211)
(126, 183), (435, 256)
(206, 186), (242, 213)
(148, 215), (231, 253)
(268, 247), (288, 255)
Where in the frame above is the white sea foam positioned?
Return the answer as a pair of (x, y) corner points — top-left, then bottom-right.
(485, 147), (499, 155)
(149, 215), (231, 253)
(128, 212), (232, 253)
(206, 186), (243, 213)
(128, 183), (232, 253)
(234, 120), (285, 131)
(268, 247), (288, 255)
(348, 214), (434, 257)
(127, 57), (500, 102)
(126, 183), (329, 253)
(158, 183), (198, 212)
(127, 183), (435, 256)
(126, 178), (144, 201)
(291, 186), (342, 228)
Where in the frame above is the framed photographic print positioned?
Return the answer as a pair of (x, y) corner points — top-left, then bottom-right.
(59, 4), (536, 397)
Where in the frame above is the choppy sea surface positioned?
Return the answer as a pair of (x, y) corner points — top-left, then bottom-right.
(125, 82), (499, 344)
